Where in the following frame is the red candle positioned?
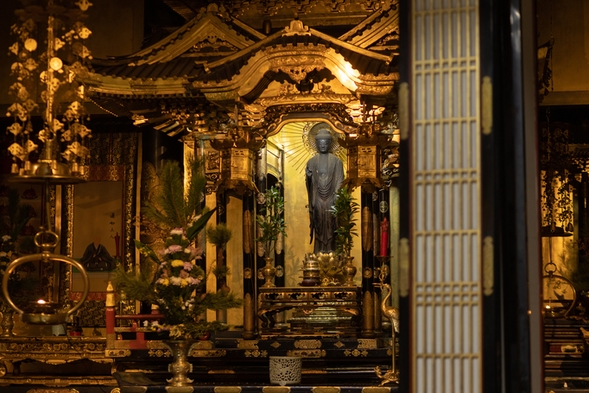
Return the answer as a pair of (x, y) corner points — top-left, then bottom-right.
(380, 217), (389, 257)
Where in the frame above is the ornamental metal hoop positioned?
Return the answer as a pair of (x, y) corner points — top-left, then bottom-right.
(2, 230), (89, 325)
(542, 273), (577, 318)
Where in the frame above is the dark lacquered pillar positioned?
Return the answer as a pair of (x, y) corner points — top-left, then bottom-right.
(274, 183), (285, 287)
(215, 190), (228, 323)
(360, 187), (376, 338)
(242, 190), (257, 339)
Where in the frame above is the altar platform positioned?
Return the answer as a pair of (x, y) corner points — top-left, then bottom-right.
(0, 335), (397, 392)
(109, 335), (396, 387)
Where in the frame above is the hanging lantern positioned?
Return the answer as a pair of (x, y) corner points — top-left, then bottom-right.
(540, 121), (579, 237)
(206, 106), (263, 194)
(342, 125), (395, 191)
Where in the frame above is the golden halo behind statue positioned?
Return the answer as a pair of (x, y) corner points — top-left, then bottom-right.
(270, 121), (346, 174)
(304, 122), (345, 156)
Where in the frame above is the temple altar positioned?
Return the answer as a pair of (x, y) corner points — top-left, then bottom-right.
(0, 0), (401, 391)
(258, 286), (362, 337)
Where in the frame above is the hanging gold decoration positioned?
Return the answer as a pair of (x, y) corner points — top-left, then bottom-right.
(6, 0), (93, 181)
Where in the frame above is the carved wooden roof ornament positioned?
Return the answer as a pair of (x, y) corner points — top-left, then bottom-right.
(84, 1), (400, 141)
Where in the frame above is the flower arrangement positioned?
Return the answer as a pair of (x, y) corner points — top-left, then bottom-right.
(113, 159), (241, 340)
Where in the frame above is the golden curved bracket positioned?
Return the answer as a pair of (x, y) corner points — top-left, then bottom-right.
(2, 232), (89, 325)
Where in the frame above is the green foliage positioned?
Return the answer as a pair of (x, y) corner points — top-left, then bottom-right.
(113, 229), (242, 339)
(111, 261), (158, 304)
(255, 186), (287, 257)
(330, 186), (359, 256)
(212, 265), (230, 279)
(207, 224), (232, 249)
(113, 159), (241, 339)
(143, 159), (212, 241)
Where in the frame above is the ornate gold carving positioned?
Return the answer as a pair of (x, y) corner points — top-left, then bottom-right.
(362, 206), (373, 251)
(0, 338), (109, 365)
(26, 389), (81, 393)
(312, 388), (341, 393)
(193, 339), (214, 349)
(398, 82), (409, 140)
(357, 146), (378, 178)
(1, 374), (116, 387)
(243, 294), (255, 337)
(483, 236), (494, 296)
(344, 349), (369, 357)
(357, 339), (379, 349)
(363, 267), (373, 279)
(238, 339), (259, 350)
(362, 290), (375, 336)
(207, 147), (257, 194)
(268, 56), (324, 84)
(244, 267), (253, 279)
(294, 339), (322, 349)
(334, 341), (345, 348)
(362, 387), (392, 393)
(399, 238), (409, 297)
(304, 369), (328, 374)
(205, 148), (222, 194)
(284, 20), (311, 36)
(230, 148), (253, 181)
(287, 349), (326, 358)
(243, 210), (253, 254)
(262, 387), (291, 393)
(148, 348), (169, 357)
(481, 76), (493, 135)
(191, 349), (227, 357)
(214, 387), (242, 393)
(105, 349), (131, 357)
(271, 341), (282, 349)
(147, 341), (168, 350)
(208, 370), (236, 375)
(244, 349), (268, 357)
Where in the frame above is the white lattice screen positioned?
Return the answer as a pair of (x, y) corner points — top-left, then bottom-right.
(410, 1), (481, 392)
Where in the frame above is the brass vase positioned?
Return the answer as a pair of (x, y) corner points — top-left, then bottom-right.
(342, 255), (357, 286)
(165, 340), (194, 387)
(262, 257), (277, 287)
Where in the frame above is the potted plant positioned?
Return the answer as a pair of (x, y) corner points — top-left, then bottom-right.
(330, 185), (359, 285)
(255, 186), (287, 287)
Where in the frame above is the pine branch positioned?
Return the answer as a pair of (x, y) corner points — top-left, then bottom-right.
(185, 159), (206, 218)
(157, 161), (187, 228)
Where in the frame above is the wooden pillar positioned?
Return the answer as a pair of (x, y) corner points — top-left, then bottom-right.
(215, 191), (228, 323)
(242, 190), (256, 339)
(360, 187), (376, 338)
(374, 188), (391, 334)
(274, 183), (285, 287)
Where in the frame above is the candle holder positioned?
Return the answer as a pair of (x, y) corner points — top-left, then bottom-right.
(376, 255), (390, 282)
(2, 229), (89, 325)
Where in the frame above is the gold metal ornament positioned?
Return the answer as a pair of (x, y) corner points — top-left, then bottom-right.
(2, 230), (89, 325)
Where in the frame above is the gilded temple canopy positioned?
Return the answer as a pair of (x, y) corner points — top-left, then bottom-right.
(85, 2), (400, 138)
